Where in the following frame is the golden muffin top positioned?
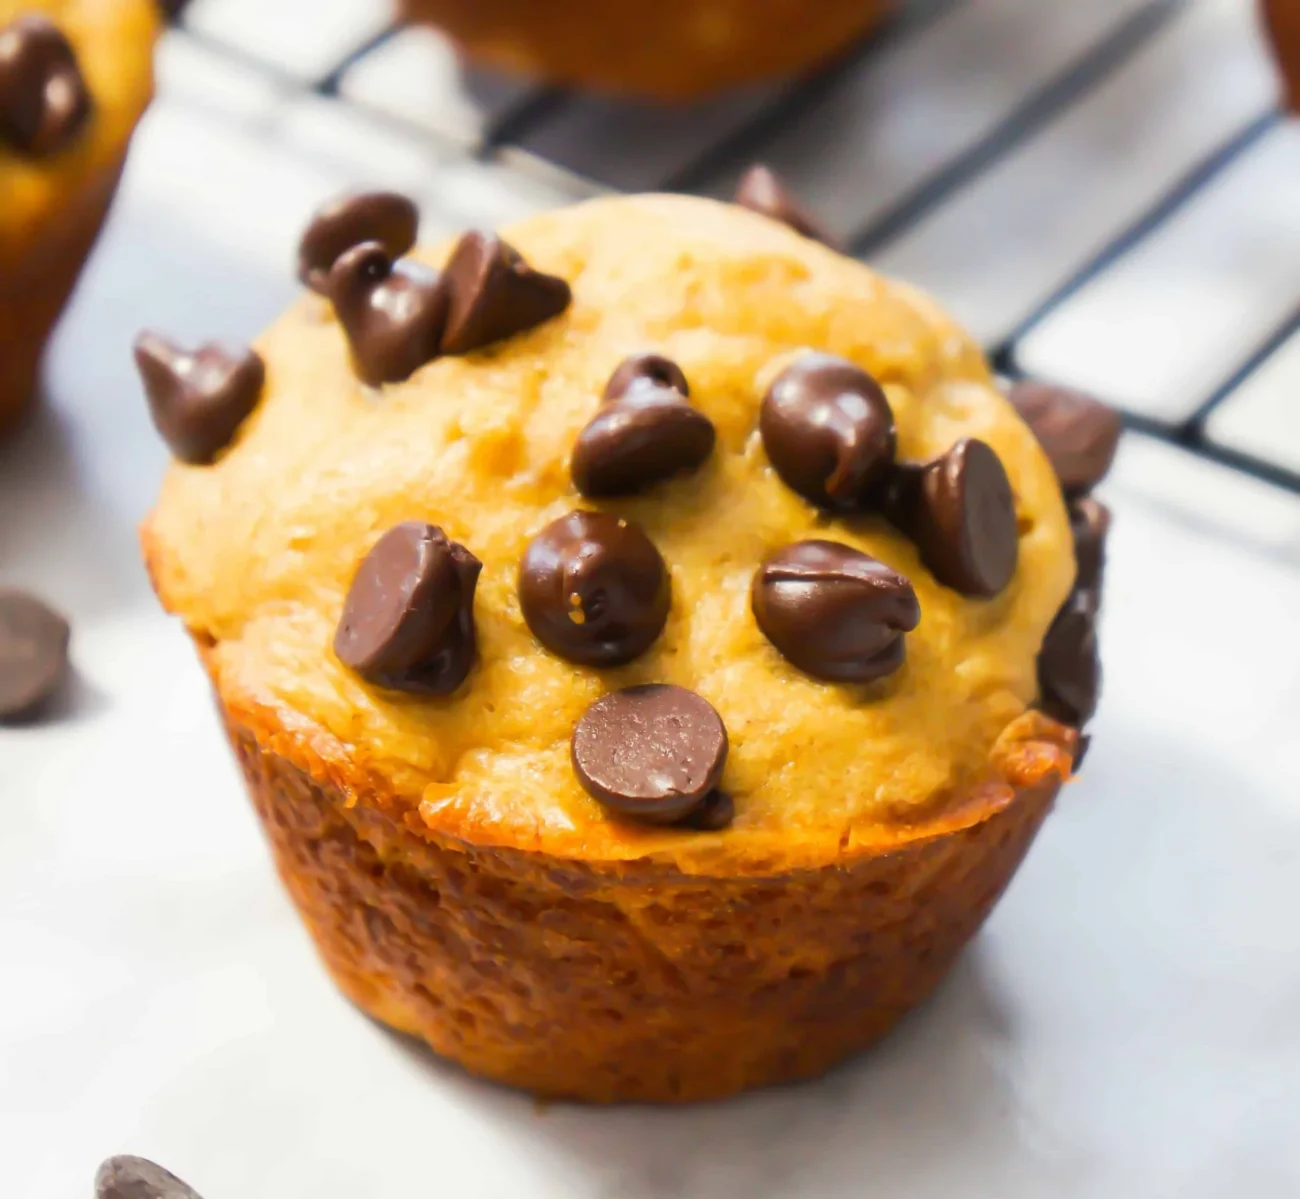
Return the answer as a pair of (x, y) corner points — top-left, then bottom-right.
(0, 0), (157, 251)
(143, 193), (1075, 868)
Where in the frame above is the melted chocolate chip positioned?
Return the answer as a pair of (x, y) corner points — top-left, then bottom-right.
(892, 439), (1019, 598)
(571, 684), (728, 825)
(1008, 380), (1123, 497)
(0, 590), (70, 720)
(734, 164), (839, 248)
(1069, 496), (1111, 593)
(572, 355), (715, 497)
(603, 352), (690, 401)
(752, 540), (919, 683)
(96, 1155), (204, 1199)
(298, 191), (419, 295)
(760, 352), (896, 510)
(1038, 589), (1100, 727)
(133, 333), (264, 464)
(519, 511), (670, 667)
(0, 15), (91, 156)
(327, 242), (448, 386)
(334, 522), (480, 694)
(440, 231), (571, 355)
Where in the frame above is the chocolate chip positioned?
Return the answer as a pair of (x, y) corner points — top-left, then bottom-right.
(298, 191), (419, 295)
(334, 522), (480, 694)
(0, 15), (92, 156)
(679, 789), (735, 831)
(1038, 589), (1100, 727)
(752, 540), (919, 683)
(519, 511), (670, 667)
(734, 164), (839, 249)
(1263, 0), (1300, 112)
(571, 684), (727, 825)
(892, 439), (1019, 598)
(327, 242), (448, 386)
(1069, 496), (1111, 593)
(96, 1155), (204, 1199)
(1008, 380), (1122, 497)
(0, 590), (70, 720)
(760, 352), (896, 511)
(571, 355), (715, 497)
(440, 231), (571, 356)
(133, 333), (265, 464)
(1072, 733), (1092, 771)
(603, 352), (690, 401)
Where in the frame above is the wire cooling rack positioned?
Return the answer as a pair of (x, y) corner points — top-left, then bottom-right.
(168, 0), (1300, 494)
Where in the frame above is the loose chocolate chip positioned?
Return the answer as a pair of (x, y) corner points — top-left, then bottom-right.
(298, 191), (419, 295)
(440, 231), (571, 356)
(1008, 380), (1122, 497)
(571, 684), (728, 825)
(603, 352), (690, 401)
(679, 789), (735, 831)
(752, 540), (919, 683)
(572, 356), (715, 497)
(96, 1155), (204, 1199)
(1069, 496), (1111, 593)
(0, 590), (69, 720)
(893, 438), (1019, 598)
(760, 352), (896, 510)
(519, 510), (670, 667)
(1038, 589), (1100, 727)
(133, 333), (265, 464)
(0, 15), (91, 156)
(327, 241), (448, 386)
(334, 522), (481, 695)
(734, 164), (839, 249)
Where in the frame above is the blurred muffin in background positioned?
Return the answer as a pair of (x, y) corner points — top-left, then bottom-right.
(0, 0), (159, 437)
(401, 0), (890, 99)
(1262, 0), (1299, 111)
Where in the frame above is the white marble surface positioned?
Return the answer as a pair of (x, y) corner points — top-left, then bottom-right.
(4, 13), (1300, 1199)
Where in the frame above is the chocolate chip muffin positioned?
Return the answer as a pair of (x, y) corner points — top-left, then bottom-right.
(401, 0), (890, 99)
(141, 191), (1096, 1103)
(0, 0), (158, 436)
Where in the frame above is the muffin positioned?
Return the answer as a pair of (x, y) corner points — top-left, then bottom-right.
(141, 192), (1093, 1104)
(0, 0), (158, 436)
(1263, 0), (1300, 111)
(402, 0), (890, 100)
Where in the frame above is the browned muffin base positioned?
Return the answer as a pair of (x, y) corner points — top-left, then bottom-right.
(220, 697), (1065, 1104)
(0, 163), (124, 438)
(402, 0), (889, 99)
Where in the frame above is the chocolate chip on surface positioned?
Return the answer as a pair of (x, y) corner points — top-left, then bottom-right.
(327, 241), (448, 386)
(603, 352), (690, 401)
(133, 332), (265, 464)
(752, 540), (919, 683)
(0, 15), (92, 156)
(571, 684), (728, 825)
(760, 352), (896, 510)
(440, 231), (571, 355)
(896, 438), (1019, 598)
(0, 590), (70, 720)
(95, 1155), (204, 1199)
(1038, 589), (1100, 727)
(298, 190), (419, 295)
(734, 164), (839, 248)
(1069, 495), (1111, 593)
(334, 522), (481, 694)
(1008, 379), (1123, 497)
(572, 355), (715, 497)
(519, 511), (670, 667)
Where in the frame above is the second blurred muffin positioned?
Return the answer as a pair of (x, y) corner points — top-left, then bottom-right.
(402, 0), (890, 99)
(0, 0), (159, 436)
